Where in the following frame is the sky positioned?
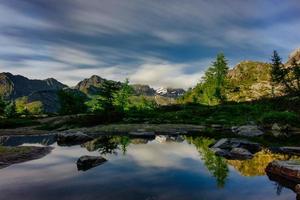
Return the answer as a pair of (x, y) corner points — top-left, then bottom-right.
(0, 0), (299, 89)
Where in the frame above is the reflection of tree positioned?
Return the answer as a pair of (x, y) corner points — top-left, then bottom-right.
(186, 136), (229, 188)
(83, 136), (131, 155)
(275, 183), (283, 196)
(119, 136), (130, 155)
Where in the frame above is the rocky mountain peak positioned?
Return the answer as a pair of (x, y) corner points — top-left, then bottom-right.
(286, 48), (300, 66)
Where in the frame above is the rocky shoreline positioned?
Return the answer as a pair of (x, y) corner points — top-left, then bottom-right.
(0, 146), (53, 169)
(1, 123), (299, 138)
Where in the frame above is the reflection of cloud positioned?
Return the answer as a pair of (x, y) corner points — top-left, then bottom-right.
(125, 141), (203, 169)
(0, 141), (296, 200)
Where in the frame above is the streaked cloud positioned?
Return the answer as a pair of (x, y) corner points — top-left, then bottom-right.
(0, 0), (299, 88)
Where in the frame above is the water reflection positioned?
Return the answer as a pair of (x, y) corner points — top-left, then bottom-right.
(0, 135), (56, 146)
(227, 149), (300, 176)
(186, 136), (229, 187)
(0, 134), (299, 200)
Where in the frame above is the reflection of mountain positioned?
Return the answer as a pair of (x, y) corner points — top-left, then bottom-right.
(155, 135), (184, 143)
(227, 149), (300, 176)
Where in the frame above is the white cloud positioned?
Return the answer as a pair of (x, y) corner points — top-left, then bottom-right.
(49, 46), (101, 66)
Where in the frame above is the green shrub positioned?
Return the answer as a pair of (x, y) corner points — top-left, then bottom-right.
(260, 111), (299, 125)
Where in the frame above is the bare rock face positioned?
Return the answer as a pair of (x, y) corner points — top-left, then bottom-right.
(0, 72), (67, 100)
(266, 160), (300, 182)
(286, 48), (300, 66)
(77, 155), (107, 171)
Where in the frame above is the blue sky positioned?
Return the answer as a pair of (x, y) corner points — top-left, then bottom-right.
(0, 0), (299, 88)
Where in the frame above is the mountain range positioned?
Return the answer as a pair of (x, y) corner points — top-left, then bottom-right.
(1, 48), (299, 112)
(0, 72), (186, 112)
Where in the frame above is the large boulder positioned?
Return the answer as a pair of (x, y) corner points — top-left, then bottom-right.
(266, 160), (300, 182)
(77, 155), (107, 171)
(57, 132), (93, 146)
(232, 125), (264, 137)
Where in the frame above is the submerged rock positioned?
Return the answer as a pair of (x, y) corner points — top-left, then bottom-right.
(210, 138), (261, 160)
(77, 155), (107, 171)
(232, 125), (264, 137)
(57, 132), (93, 146)
(266, 160), (300, 182)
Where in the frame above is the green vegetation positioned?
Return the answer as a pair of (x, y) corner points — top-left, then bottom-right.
(259, 111), (299, 126)
(271, 50), (300, 94)
(186, 136), (228, 187)
(57, 90), (87, 115)
(0, 145), (33, 155)
(1, 50), (300, 134)
(15, 97), (43, 115)
(179, 53), (229, 105)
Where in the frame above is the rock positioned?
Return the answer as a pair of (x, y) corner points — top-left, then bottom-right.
(266, 160), (300, 182)
(269, 147), (300, 156)
(211, 147), (253, 160)
(271, 123), (282, 137)
(129, 131), (155, 137)
(290, 127), (300, 136)
(0, 146), (53, 169)
(296, 184), (300, 194)
(211, 124), (223, 131)
(77, 155), (107, 171)
(57, 132), (93, 146)
(266, 169), (300, 199)
(211, 138), (261, 154)
(271, 123), (290, 137)
(232, 125), (264, 137)
(210, 138), (262, 160)
(230, 148), (253, 160)
(211, 148), (232, 158)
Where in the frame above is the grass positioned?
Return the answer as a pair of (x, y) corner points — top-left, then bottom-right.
(2, 95), (300, 131)
(0, 146), (33, 155)
(0, 118), (40, 129)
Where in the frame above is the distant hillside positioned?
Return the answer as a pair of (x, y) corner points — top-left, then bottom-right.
(131, 84), (156, 96)
(0, 72), (67, 100)
(226, 61), (283, 101)
(74, 75), (122, 95)
(286, 48), (300, 66)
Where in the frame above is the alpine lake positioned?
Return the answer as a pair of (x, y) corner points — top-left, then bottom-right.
(0, 133), (299, 200)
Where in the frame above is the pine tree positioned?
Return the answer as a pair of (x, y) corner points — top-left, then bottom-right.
(271, 50), (300, 94)
(200, 53), (229, 105)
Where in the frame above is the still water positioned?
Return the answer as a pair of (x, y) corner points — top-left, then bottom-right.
(0, 135), (297, 200)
